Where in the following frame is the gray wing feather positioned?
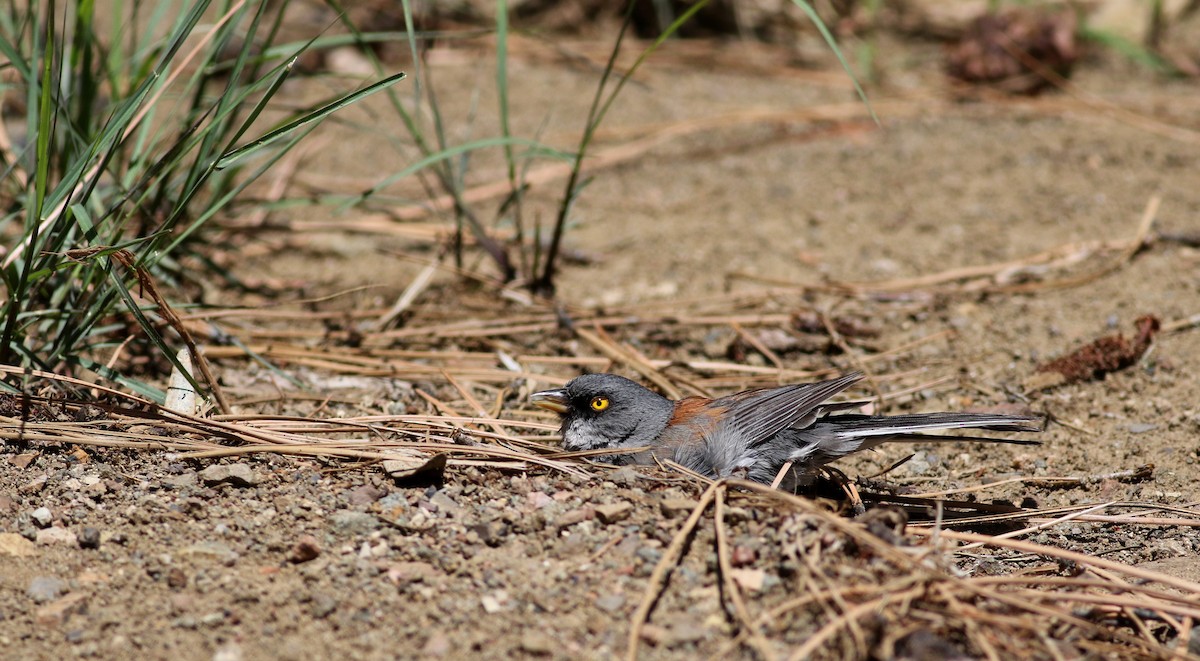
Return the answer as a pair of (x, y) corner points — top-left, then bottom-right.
(721, 372), (864, 448)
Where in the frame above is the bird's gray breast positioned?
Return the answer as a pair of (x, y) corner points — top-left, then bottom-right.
(665, 418), (774, 480)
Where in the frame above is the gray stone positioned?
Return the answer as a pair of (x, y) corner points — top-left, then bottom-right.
(468, 520), (509, 547)
(377, 493), (408, 512)
(311, 594), (338, 618)
(329, 510), (379, 535)
(595, 593), (625, 613)
(162, 472), (198, 490)
(36, 527), (77, 546)
(77, 527), (101, 550)
(346, 484), (386, 506)
(198, 464), (259, 488)
(520, 631), (555, 655)
(19, 476), (47, 494)
(28, 576), (67, 603)
(428, 490), (461, 515)
(594, 502), (633, 524)
(30, 507), (53, 528)
(181, 541), (238, 564)
(84, 481), (107, 498)
(608, 466), (640, 486)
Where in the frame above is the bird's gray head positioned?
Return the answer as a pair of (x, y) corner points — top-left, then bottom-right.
(530, 374), (674, 454)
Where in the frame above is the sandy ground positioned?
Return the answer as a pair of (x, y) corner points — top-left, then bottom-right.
(3, 15), (1200, 661)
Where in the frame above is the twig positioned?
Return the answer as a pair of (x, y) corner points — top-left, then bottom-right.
(953, 501), (1115, 551)
(730, 321), (784, 372)
(817, 309), (884, 409)
(769, 461), (793, 490)
(908, 528), (1200, 595)
(575, 325), (682, 399)
(627, 481), (719, 661)
(786, 586), (925, 661)
(1164, 313), (1200, 334)
(907, 465), (1154, 498)
(377, 252), (442, 329)
(714, 484), (775, 660)
(990, 194), (1160, 295)
(111, 251), (231, 414)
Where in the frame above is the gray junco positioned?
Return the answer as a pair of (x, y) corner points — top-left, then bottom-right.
(532, 372), (1041, 488)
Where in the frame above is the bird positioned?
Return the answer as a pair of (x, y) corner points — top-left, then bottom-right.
(531, 372), (1041, 489)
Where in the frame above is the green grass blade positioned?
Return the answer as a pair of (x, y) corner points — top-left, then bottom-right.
(496, 0), (515, 180)
(0, 1), (57, 364)
(68, 356), (167, 403)
(215, 70), (408, 170)
(351, 136), (575, 205)
(1080, 27), (1172, 73)
(788, 0), (877, 125)
(103, 259), (206, 397)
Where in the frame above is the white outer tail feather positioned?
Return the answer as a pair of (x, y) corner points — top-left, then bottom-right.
(834, 415), (1038, 439)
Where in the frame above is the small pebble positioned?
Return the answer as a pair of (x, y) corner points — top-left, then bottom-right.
(346, 484), (386, 506)
(162, 472), (198, 490)
(555, 508), (595, 528)
(731, 545), (757, 567)
(594, 502), (633, 524)
(311, 594), (338, 618)
(608, 466), (640, 486)
(77, 527), (101, 550)
(20, 476), (48, 494)
(198, 464), (259, 488)
(212, 642), (243, 661)
(36, 527), (77, 546)
(468, 520), (509, 547)
(329, 510), (379, 535)
(166, 568), (188, 589)
(595, 593), (625, 613)
(526, 491), (555, 510)
(480, 590), (509, 614)
(288, 535), (321, 564)
(428, 490), (461, 515)
(28, 576), (67, 603)
(9, 453), (37, 469)
(520, 631), (555, 655)
(422, 633), (451, 657)
(636, 547), (663, 564)
(30, 507), (53, 528)
(386, 561), (436, 586)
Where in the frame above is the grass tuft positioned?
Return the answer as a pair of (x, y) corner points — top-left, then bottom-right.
(0, 0), (405, 401)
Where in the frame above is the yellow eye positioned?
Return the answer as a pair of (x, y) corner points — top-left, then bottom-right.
(590, 396), (609, 412)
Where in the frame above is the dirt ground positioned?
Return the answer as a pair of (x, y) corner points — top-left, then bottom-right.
(4, 9), (1200, 661)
